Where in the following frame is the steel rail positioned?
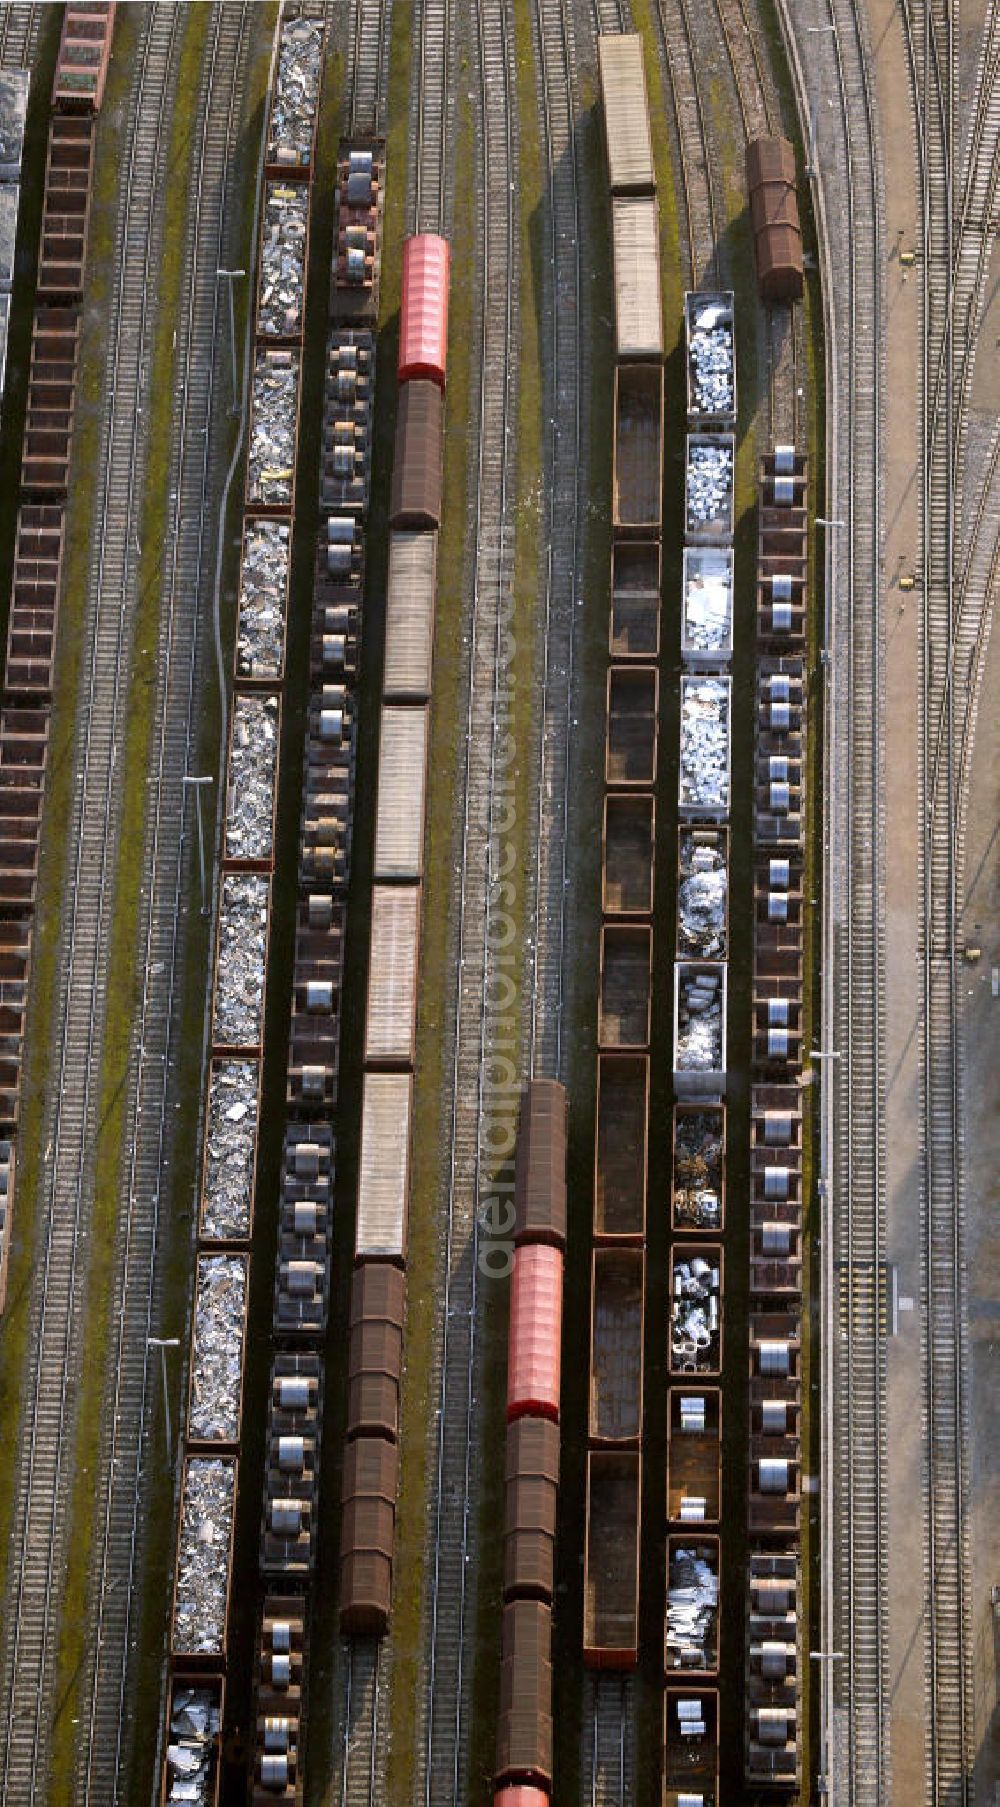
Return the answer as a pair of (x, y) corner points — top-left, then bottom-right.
(0, 9), (183, 1798)
(0, 2), (38, 67)
(418, 0), (517, 1797)
(349, 0), (392, 138)
(590, 0), (628, 31)
(412, 0), (452, 234)
(77, 10), (251, 1800)
(898, 1), (974, 1797)
(527, 0), (583, 1081)
(585, 1672), (633, 1807)
(819, 3), (888, 1802)
(651, 0), (718, 286)
(335, 0), (396, 1796)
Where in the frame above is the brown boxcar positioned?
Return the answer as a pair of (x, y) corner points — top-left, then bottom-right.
(583, 1450), (641, 1668)
(746, 137), (803, 303)
(513, 1077), (567, 1248)
(610, 541), (660, 660)
(504, 1418), (559, 1603)
(667, 1386), (722, 1524)
(603, 795), (655, 917)
(390, 378), (443, 528)
(589, 1248), (644, 1446)
(663, 1687), (719, 1807)
(612, 364), (663, 537)
(594, 1053), (649, 1242)
(496, 1600), (553, 1789)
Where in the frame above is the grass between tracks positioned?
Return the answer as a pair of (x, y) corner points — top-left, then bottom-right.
(462, 3), (545, 1800)
(0, 0), (63, 1607)
(119, 16), (279, 1804)
(46, 13), (212, 1799)
(382, 69), (481, 1807)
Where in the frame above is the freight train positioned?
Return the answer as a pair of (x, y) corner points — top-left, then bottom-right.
(585, 32), (664, 1685)
(158, 13), (331, 1804)
(336, 224), (448, 1642)
(490, 1079), (567, 1802)
(0, 5), (116, 1313)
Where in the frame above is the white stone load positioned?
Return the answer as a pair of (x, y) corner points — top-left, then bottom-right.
(189, 1256), (247, 1444)
(258, 181), (308, 337)
(675, 967), (724, 1072)
(247, 350), (300, 508)
(266, 17), (323, 170)
(236, 520), (290, 681)
(201, 1060), (259, 1240)
(679, 678), (731, 818)
(666, 1544), (720, 1668)
(682, 548), (733, 665)
(677, 834), (728, 958)
(212, 875), (270, 1051)
(225, 694), (279, 865)
(685, 291), (735, 420)
(172, 1459), (235, 1656)
(685, 435), (734, 541)
(163, 1684), (221, 1806)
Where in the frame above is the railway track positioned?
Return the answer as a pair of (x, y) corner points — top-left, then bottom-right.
(410, 0), (453, 236)
(582, 1673), (635, 1807)
(0, 9), (184, 1800)
(75, 10), (254, 1801)
(349, 0), (391, 137)
(416, 0), (517, 1790)
(526, 0), (582, 1080)
(0, 2), (40, 67)
(780, 3), (889, 1801)
(900, 1), (980, 1797)
(651, 0), (717, 286)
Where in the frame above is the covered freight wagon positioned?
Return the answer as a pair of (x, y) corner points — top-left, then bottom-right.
(507, 1243), (563, 1422)
(513, 1078), (567, 1247)
(746, 137), (803, 303)
(598, 35), (655, 195)
(504, 1417), (560, 1603)
(355, 1073), (413, 1262)
(365, 885), (420, 1067)
(398, 232), (450, 387)
(383, 531), (437, 699)
(612, 196), (662, 360)
(390, 378), (443, 528)
(373, 704), (429, 880)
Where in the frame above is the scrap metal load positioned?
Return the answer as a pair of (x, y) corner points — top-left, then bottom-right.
(0, 7), (115, 1313)
(492, 1082), (567, 1803)
(156, 14), (336, 1802)
(746, 136), (804, 303)
(738, 443), (810, 1791)
(0, 70), (28, 399)
(685, 292), (735, 424)
(582, 31), (662, 1691)
(339, 225), (447, 1649)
